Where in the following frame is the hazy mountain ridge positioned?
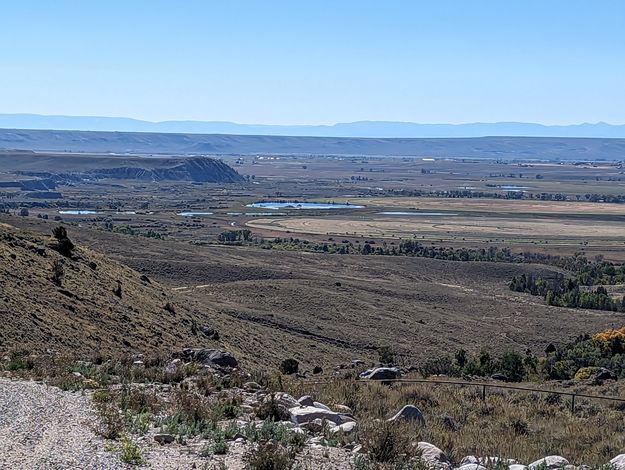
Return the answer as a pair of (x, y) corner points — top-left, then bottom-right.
(2, 114), (625, 138)
(1, 128), (625, 160)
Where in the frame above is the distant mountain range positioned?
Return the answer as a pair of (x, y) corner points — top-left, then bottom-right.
(1, 114), (625, 138)
(2, 128), (625, 160)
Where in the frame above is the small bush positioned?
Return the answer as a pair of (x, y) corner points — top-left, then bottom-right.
(245, 442), (294, 470)
(119, 435), (144, 465)
(51, 260), (64, 286)
(279, 358), (299, 375)
(358, 421), (413, 463)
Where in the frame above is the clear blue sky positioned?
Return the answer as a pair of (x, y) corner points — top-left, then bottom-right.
(1, 0), (624, 125)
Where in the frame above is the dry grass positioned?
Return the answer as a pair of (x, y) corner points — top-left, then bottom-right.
(289, 379), (625, 465)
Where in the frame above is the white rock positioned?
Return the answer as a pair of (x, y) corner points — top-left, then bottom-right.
(329, 421), (357, 434)
(313, 401), (331, 411)
(457, 465), (487, 470)
(333, 404), (353, 414)
(289, 406), (346, 426)
(611, 455), (625, 470)
(509, 465), (529, 470)
(359, 367), (401, 381)
(415, 441), (451, 469)
(529, 456), (569, 470)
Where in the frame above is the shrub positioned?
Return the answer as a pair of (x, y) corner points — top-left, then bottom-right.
(244, 442), (294, 470)
(50, 226), (74, 257)
(378, 346), (396, 365)
(358, 421), (413, 463)
(19, 208), (29, 217)
(119, 435), (144, 464)
(51, 260), (64, 286)
(279, 358), (299, 375)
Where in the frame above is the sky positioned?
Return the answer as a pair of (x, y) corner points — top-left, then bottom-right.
(1, 0), (624, 125)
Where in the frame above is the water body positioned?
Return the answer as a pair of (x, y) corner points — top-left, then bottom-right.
(58, 210), (99, 215)
(379, 211), (459, 216)
(499, 185), (530, 191)
(177, 212), (214, 217)
(247, 202), (364, 210)
(245, 212), (287, 216)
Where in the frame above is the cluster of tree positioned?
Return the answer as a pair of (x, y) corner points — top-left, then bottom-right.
(256, 237), (563, 264)
(217, 229), (252, 244)
(510, 254), (625, 312)
(419, 329), (625, 382)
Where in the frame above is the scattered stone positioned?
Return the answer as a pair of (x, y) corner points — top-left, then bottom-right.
(297, 395), (315, 407)
(529, 456), (569, 470)
(387, 405), (425, 426)
(359, 367), (401, 381)
(154, 433), (175, 444)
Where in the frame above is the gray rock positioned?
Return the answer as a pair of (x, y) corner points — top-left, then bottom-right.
(333, 404), (353, 414)
(172, 348), (238, 368)
(529, 456), (569, 470)
(313, 401), (331, 411)
(509, 465), (529, 470)
(274, 392), (299, 409)
(243, 382), (262, 391)
(387, 405), (425, 426)
(611, 455), (625, 470)
(297, 395), (315, 407)
(154, 433), (175, 444)
(359, 367), (401, 381)
(165, 358), (182, 374)
(457, 465), (487, 470)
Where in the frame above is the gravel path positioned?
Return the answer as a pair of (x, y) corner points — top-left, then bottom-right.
(0, 378), (125, 469)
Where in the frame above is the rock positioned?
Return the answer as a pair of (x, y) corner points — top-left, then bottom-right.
(289, 406), (350, 426)
(132, 360), (144, 367)
(71, 372), (82, 378)
(313, 366), (323, 374)
(509, 465), (529, 470)
(329, 421), (357, 434)
(351, 359), (365, 367)
(595, 367), (615, 381)
(529, 456), (569, 470)
(244, 382), (262, 391)
(172, 348), (238, 368)
(274, 392), (299, 409)
(415, 442), (451, 469)
(297, 395), (315, 407)
(200, 326), (219, 340)
(491, 373), (508, 381)
(461, 456), (480, 465)
(139, 274), (151, 283)
(313, 401), (331, 411)
(154, 433), (175, 444)
(165, 358), (182, 374)
(457, 465), (487, 470)
(301, 418), (327, 433)
(387, 405), (425, 426)
(359, 367), (401, 381)
(611, 455), (625, 470)
(333, 404), (353, 414)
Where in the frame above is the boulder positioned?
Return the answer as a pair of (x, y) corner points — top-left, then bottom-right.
(165, 358), (182, 374)
(509, 466), (529, 470)
(595, 367), (615, 381)
(387, 405), (425, 426)
(529, 456), (569, 470)
(415, 442), (451, 469)
(457, 465), (487, 470)
(491, 373), (508, 382)
(289, 406), (352, 426)
(329, 421), (357, 434)
(333, 404), (353, 415)
(274, 392), (299, 409)
(611, 455), (625, 470)
(154, 433), (175, 444)
(359, 367), (401, 381)
(244, 382), (262, 391)
(297, 395), (315, 407)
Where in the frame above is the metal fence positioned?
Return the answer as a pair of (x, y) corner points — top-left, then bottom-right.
(299, 377), (625, 413)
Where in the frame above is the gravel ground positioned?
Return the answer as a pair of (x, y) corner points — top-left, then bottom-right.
(0, 377), (125, 470)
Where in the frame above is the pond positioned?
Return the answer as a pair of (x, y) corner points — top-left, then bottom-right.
(378, 211), (459, 216)
(499, 185), (531, 192)
(176, 212), (214, 217)
(246, 202), (364, 210)
(58, 210), (100, 215)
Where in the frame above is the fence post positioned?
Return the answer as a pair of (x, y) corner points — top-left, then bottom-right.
(482, 384), (486, 401)
(571, 394), (575, 413)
